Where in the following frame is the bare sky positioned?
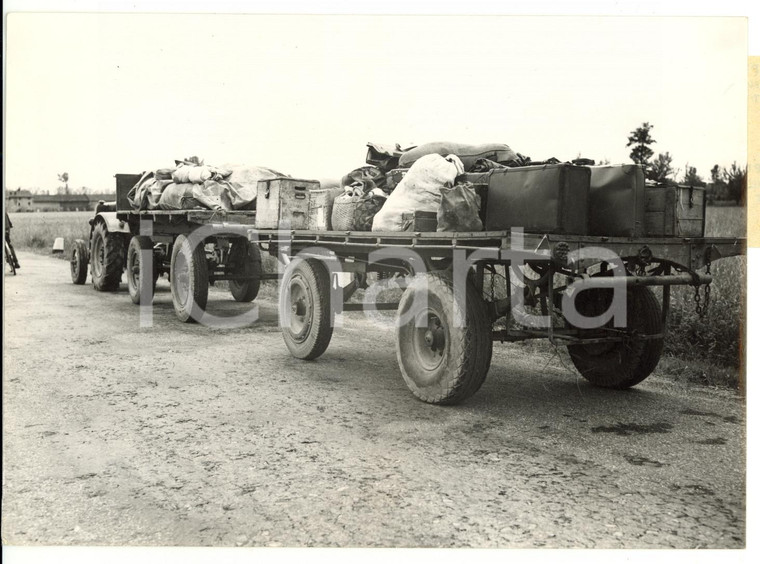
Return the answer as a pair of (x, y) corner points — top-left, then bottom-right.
(5, 13), (747, 192)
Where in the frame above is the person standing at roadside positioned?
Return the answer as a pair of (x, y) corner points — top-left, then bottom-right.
(5, 212), (20, 270)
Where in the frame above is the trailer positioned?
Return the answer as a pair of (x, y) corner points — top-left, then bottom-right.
(70, 188), (745, 404)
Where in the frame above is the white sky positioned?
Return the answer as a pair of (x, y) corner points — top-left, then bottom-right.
(4, 13), (748, 192)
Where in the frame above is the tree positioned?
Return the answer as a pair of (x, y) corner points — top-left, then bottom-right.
(626, 122), (656, 170)
(710, 164), (721, 184)
(57, 172), (70, 194)
(707, 164), (728, 202)
(648, 152), (675, 183)
(682, 164), (705, 187)
(722, 162), (747, 205)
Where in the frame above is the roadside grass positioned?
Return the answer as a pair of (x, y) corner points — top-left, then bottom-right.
(663, 206), (745, 388)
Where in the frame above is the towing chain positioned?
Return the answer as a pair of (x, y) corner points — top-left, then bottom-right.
(694, 259), (712, 318)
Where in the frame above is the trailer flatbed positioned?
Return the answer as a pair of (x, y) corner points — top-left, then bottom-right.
(73, 205), (745, 405)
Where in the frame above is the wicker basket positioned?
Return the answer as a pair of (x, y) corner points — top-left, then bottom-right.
(331, 197), (360, 231)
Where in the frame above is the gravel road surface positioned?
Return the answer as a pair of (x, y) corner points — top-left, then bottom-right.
(2, 252), (746, 548)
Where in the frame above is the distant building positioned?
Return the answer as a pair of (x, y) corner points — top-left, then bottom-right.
(31, 193), (91, 212)
(5, 189), (34, 212)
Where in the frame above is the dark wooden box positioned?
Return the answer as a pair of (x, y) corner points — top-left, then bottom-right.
(644, 185), (705, 237)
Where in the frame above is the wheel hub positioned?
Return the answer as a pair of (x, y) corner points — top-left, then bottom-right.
(288, 276), (312, 342)
(173, 254), (189, 304)
(412, 311), (447, 370)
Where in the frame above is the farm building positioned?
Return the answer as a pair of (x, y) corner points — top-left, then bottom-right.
(31, 193), (91, 212)
(5, 188), (34, 212)
(86, 193), (118, 209)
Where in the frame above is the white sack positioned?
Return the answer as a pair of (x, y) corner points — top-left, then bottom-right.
(172, 165), (214, 184)
(371, 154), (464, 232)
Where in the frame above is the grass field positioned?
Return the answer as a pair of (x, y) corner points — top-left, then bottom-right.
(8, 211), (92, 253)
(7, 206), (747, 387)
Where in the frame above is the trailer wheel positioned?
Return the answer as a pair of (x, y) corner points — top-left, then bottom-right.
(127, 236), (159, 304)
(229, 239), (262, 302)
(396, 272), (492, 405)
(280, 258), (333, 360)
(70, 239), (89, 284)
(91, 221), (125, 292)
(170, 233), (209, 323)
(567, 286), (664, 389)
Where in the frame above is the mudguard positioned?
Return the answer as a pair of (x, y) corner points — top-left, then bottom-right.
(90, 212), (132, 236)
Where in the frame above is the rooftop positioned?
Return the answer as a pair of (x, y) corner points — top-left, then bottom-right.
(6, 189), (33, 198)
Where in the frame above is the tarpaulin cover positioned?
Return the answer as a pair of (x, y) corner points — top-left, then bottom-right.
(157, 183), (206, 210)
(398, 142), (517, 171)
(127, 172), (173, 210)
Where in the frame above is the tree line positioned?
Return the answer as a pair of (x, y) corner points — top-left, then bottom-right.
(626, 122), (747, 205)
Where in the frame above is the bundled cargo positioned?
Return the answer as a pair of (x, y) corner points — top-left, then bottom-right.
(365, 142), (415, 173)
(341, 165), (388, 194)
(354, 191), (388, 231)
(127, 173), (172, 210)
(127, 156), (288, 212)
(372, 154), (464, 232)
(437, 182), (484, 232)
(158, 183), (221, 211)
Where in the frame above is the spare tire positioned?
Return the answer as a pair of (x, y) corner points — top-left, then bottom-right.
(567, 286), (664, 389)
(70, 239), (89, 285)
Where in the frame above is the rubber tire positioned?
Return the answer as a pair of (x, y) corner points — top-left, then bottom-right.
(396, 272), (493, 405)
(567, 285), (664, 389)
(280, 258), (334, 360)
(91, 221), (125, 292)
(229, 239), (262, 302)
(70, 239), (89, 284)
(170, 233), (209, 323)
(127, 236), (158, 304)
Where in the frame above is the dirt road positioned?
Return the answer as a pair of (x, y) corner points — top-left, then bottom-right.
(2, 252), (745, 548)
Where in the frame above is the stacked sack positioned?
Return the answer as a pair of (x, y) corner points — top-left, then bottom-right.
(127, 155), (288, 212)
(320, 141), (526, 232)
(364, 141), (519, 232)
